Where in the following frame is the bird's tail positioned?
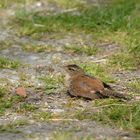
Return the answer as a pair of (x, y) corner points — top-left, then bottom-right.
(103, 90), (132, 100)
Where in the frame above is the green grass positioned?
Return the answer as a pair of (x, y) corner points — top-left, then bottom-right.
(0, 40), (14, 51)
(0, 0), (84, 9)
(0, 0), (32, 8)
(22, 44), (55, 53)
(52, 132), (94, 140)
(12, 0), (140, 68)
(0, 86), (11, 115)
(126, 32), (140, 60)
(79, 63), (116, 83)
(74, 99), (140, 134)
(0, 0), (140, 136)
(48, 0), (85, 9)
(0, 86), (24, 115)
(40, 74), (65, 94)
(64, 45), (99, 56)
(128, 79), (140, 93)
(109, 53), (138, 71)
(0, 119), (28, 133)
(0, 0), (36, 9)
(0, 86), (38, 115)
(17, 103), (38, 113)
(0, 56), (20, 69)
(33, 111), (52, 122)
(13, 0), (139, 35)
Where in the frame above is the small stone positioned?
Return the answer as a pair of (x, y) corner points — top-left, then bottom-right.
(15, 87), (27, 97)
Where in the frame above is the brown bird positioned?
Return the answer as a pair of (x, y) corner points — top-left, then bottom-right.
(65, 64), (130, 100)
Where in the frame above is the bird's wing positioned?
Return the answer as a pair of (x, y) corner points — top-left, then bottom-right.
(69, 75), (105, 99)
(85, 74), (112, 89)
(80, 75), (105, 91)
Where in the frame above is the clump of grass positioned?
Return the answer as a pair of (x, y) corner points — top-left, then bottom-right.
(52, 132), (73, 140)
(127, 33), (140, 61)
(74, 99), (140, 134)
(0, 0), (25, 8)
(0, 119), (28, 133)
(0, 87), (10, 115)
(33, 111), (52, 122)
(79, 63), (116, 83)
(17, 103), (38, 113)
(13, 119), (28, 126)
(0, 57), (20, 69)
(52, 132), (94, 140)
(0, 87), (6, 98)
(128, 79), (140, 93)
(0, 40), (14, 51)
(22, 44), (55, 53)
(64, 45), (99, 56)
(40, 74), (65, 94)
(109, 53), (138, 71)
(48, 0), (85, 9)
(0, 86), (23, 115)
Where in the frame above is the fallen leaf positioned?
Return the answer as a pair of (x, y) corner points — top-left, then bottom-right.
(15, 87), (27, 97)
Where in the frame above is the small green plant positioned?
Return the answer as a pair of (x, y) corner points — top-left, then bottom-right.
(18, 103), (38, 112)
(64, 45), (98, 56)
(40, 75), (65, 94)
(33, 111), (52, 122)
(0, 57), (20, 69)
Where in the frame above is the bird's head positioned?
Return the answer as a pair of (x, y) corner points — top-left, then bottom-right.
(64, 64), (84, 77)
